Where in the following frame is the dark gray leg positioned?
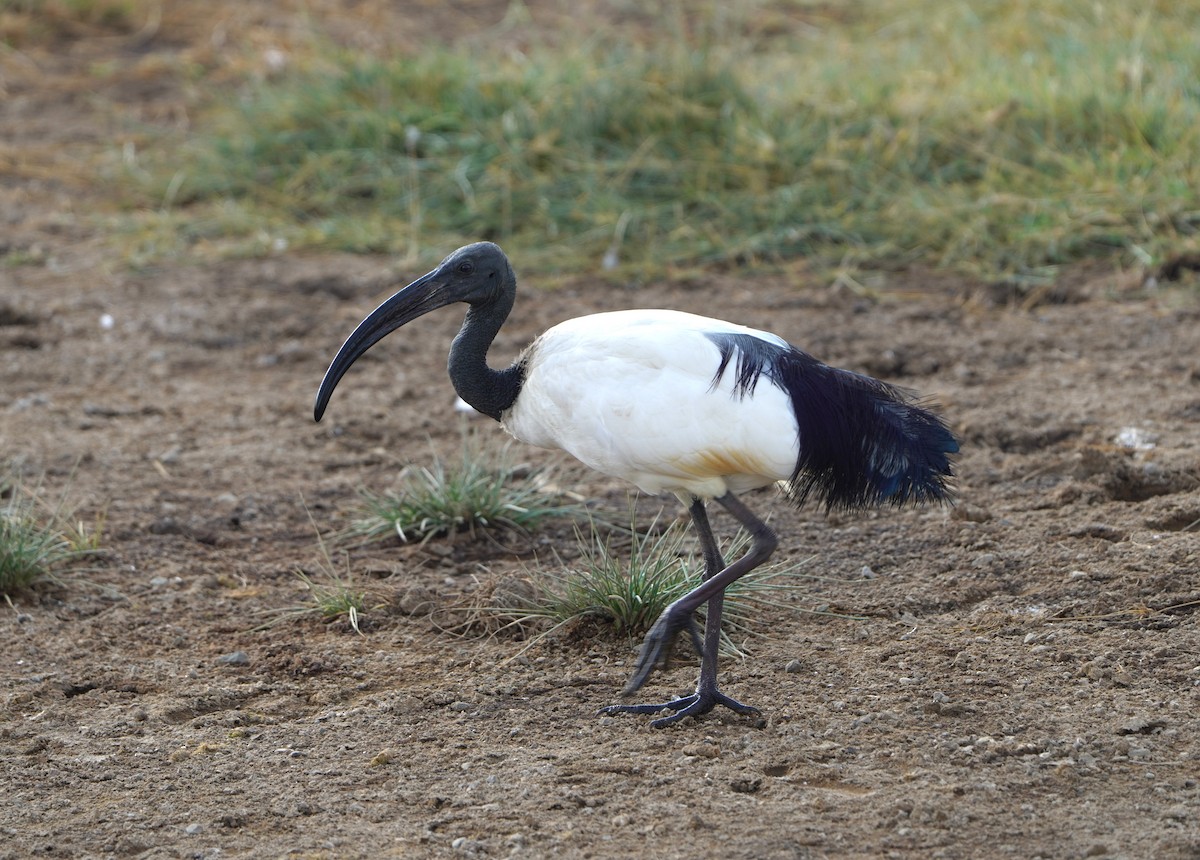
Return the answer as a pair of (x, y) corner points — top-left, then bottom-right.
(600, 492), (778, 727)
(681, 496), (721, 657)
(689, 495), (726, 577)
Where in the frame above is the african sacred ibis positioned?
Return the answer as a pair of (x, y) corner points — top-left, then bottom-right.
(315, 242), (958, 727)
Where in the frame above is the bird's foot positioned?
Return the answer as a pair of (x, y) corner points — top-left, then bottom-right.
(599, 689), (760, 728)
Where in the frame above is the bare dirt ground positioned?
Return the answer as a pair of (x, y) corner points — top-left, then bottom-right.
(3, 4), (1200, 858)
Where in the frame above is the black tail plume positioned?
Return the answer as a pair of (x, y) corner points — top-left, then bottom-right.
(707, 333), (958, 511)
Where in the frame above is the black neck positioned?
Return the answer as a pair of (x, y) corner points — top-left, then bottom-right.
(447, 292), (524, 422)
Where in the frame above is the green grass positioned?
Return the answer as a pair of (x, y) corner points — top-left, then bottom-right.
(529, 515), (702, 640)
(351, 440), (580, 544)
(0, 476), (93, 595)
(486, 511), (835, 655)
(128, 0), (1200, 281)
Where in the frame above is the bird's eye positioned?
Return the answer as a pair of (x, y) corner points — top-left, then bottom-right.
(458, 260), (475, 275)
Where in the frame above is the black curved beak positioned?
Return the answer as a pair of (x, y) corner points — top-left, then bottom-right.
(314, 269), (453, 422)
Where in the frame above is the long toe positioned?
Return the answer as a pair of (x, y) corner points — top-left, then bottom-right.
(599, 689), (760, 728)
(599, 694), (699, 718)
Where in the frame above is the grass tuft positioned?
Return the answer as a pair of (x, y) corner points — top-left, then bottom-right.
(287, 567), (367, 634)
(485, 510), (835, 656)
(0, 475), (92, 595)
(256, 565), (368, 634)
(351, 440), (580, 544)
(256, 507), (368, 634)
(531, 514), (698, 640)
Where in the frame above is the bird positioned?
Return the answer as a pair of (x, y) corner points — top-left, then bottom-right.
(314, 242), (958, 727)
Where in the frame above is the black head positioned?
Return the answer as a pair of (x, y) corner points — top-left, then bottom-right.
(434, 242), (514, 307)
(313, 242), (516, 421)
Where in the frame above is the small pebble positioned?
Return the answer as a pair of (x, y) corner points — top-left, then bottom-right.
(785, 659), (804, 673)
(1163, 805), (1190, 822)
(681, 742), (720, 759)
(369, 749), (398, 767)
(730, 776), (762, 794)
(217, 651), (250, 666)
(951, 503), (992, 523)
(1117, 716), (1166, 735)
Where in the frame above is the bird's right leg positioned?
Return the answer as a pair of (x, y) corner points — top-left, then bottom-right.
(681, 495), (720, 657)
(600, 492), (777, 727)
(662, 497), (719, 664)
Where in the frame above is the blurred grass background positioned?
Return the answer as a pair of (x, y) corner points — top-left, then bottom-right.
(9, 0), (1200, 282)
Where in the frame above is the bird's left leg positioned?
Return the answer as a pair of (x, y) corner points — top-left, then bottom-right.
(600, 492), (777, 727)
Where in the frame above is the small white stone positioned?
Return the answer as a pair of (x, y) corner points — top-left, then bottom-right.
(1115, 426), (1157, 450)
(263, 48), (287, 73)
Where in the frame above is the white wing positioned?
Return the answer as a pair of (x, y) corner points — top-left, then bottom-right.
(503, 310), (799, 498)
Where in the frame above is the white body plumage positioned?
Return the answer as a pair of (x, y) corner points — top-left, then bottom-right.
(503, 310), (799, 500)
